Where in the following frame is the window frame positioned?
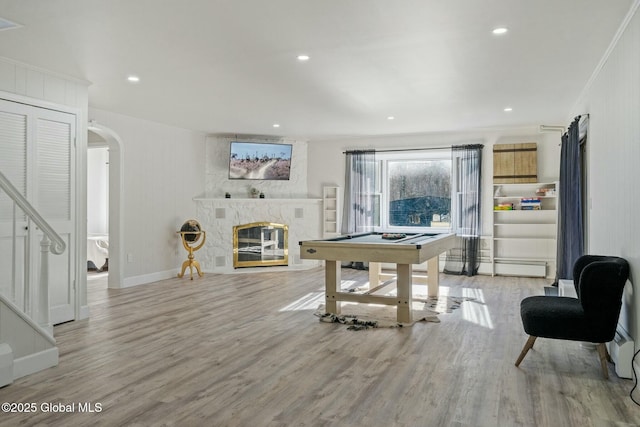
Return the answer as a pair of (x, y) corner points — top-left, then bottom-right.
(374, 149), (453, 234)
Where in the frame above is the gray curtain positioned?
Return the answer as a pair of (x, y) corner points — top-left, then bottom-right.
(444, 144), (484, 276)
(556, 116), (585, 281)
(342, 150), (376, 234)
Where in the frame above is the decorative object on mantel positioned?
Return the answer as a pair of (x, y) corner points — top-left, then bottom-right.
(225, 192), (231, 198)
(249, 187), (260, 198)
(259, 192), (265, 199)
(177, 219), (206, 280)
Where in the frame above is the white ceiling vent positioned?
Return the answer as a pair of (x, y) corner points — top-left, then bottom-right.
(0, 17), (21, 32)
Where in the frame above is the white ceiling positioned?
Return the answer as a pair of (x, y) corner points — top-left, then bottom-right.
(0, 0), (633, 140)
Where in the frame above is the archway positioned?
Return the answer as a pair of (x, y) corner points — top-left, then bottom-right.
(87, 121), (124, 289)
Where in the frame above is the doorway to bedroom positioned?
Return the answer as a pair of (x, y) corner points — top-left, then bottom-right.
(87, 122), (123, 290)
(87, 132), (110, 289)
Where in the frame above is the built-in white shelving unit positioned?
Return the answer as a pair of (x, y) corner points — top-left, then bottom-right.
(323, 186), (341, 238)
(492, 182), (558, 278)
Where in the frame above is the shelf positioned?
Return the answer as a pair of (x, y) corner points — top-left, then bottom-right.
(494, 196), (556, 199)
(491, 181), (558, 278)
(494, 224), (556, 228)
(323, 186), (341, 238)
(324, 187), (338, 198)
(493, 218), (556, 226)
(494, 256), (555, 263)
(493, 237), (555, 241)
(494, 182), (556, 186)
(493, 209), (556, 212)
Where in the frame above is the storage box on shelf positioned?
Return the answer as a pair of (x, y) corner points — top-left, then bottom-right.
(323, 186), (341, 238)
(492, 182), (558, 278)
(493, 142), (538, 183)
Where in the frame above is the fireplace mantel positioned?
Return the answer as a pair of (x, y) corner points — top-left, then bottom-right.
(194, 197), (323, 273)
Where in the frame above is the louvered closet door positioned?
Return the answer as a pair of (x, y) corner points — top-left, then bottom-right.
(34, 108), (76, 325)
(0, 100), (29, 307)
(0, 99), (76, 324)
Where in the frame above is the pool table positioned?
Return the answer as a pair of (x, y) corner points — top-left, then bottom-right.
(299, 232), (457, 323)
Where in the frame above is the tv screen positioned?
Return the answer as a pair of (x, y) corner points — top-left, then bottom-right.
(229, 141), (292, 180)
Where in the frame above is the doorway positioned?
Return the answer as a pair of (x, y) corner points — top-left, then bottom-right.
(87, 138), (109, 288)
(87, 122), (124, 289)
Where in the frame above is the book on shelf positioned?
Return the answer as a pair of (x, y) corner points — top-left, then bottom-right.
(520, 197), (541, 210)
(536, 188), (556, 196)
(494, 203), (514, 210)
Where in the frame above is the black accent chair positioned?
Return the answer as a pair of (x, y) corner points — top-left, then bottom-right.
(515, 255), (629, 379)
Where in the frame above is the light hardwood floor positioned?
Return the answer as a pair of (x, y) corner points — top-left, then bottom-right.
(1, 268), (639, 427)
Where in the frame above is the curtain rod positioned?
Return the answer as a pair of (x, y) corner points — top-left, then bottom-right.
(343, 146), (452, 154)
(575, 113), (590, 122)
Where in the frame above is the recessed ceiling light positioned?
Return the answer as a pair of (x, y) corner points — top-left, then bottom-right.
(493, 27), (508, 35)
(127, 75), (140, 83)
(387, 116), (395, 120)
(504, 107), (513, 112)
(273, 123), (281, 128)
(297, 55), (310, 61)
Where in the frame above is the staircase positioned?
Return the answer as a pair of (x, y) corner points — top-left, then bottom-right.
(0, 170), (65, 387)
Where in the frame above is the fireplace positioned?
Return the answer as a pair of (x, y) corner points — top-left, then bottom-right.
(195, 198), (322, 273)
(233, 222), (288, 268)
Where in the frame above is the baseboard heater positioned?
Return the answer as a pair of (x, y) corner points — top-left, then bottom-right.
(607, 326), (635, 379)
(494, 261), (546, 278)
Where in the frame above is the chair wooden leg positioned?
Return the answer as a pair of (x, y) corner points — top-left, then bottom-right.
(605, 345), (613, 363)
(515, 336), (537, 367)
(596, 343), (609, 379)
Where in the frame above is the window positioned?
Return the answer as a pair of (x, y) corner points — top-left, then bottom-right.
(375, 150), (452, 232)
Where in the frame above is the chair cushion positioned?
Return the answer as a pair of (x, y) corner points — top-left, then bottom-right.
(520, 296), (599, 342)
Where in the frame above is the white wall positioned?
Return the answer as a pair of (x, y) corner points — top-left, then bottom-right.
(0, 57), (88, 109)
(307, 128), (562, 239)
(88, 108), (206, 286)
(87, 147), (109, 235)
(572, 3), (640, 343)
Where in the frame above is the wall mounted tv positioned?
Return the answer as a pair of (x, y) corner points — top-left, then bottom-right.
(229, 141), (292, 180)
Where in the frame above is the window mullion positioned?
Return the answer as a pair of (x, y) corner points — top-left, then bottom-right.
(378, 159), (387, 230)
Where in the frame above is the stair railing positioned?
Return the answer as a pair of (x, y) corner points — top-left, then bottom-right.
(0, 169), (65, 331)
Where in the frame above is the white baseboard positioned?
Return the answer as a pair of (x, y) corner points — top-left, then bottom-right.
(13, 347), (58, 380)
(206, 261), (321, 275)
(79, 305), (90, 320)
(0, 343), (13, 387)
(120, 269), (178, 288)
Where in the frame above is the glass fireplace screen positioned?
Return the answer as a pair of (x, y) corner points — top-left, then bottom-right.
(233, 222), (289, 268)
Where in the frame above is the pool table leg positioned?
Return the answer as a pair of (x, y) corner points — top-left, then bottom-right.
(396, 263), (413, 323)
(368, 262), (381, 290)
(325, 260), (341, 315)
(427, 255), (439, 298)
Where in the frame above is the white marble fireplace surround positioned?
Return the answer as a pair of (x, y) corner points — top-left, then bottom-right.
(195, 198), (323, 273)
(198, 135), (323, 273)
